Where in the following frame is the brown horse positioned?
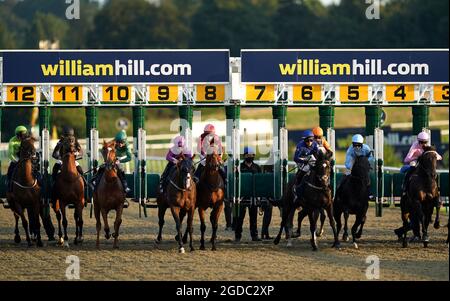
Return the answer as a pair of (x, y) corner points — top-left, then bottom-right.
(156, 155), (196, 253)
(93, 140), (126, 249)
(401, 146), (440, 248)
(52, 136), (85, 247)
(7, 135), (43, 247)
(196, 152), (225, 251)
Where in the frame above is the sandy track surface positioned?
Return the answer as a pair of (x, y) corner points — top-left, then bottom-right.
(0, 203), (448, 281)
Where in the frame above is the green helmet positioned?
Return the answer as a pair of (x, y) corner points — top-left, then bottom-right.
(15, 125), (28, 135)
(115, 130), (127, 143)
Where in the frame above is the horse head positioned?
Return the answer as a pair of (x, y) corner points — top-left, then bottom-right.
(61, 135), (76, 157)
(206, 149), (221, 172)
(19, 134), (37, 160)
(102, 140), (117, 171)
(418, 145), (438, 176)
(176, 155), (194, 189)
(352, 155), (371, 183)
(313, 152), (331, 186)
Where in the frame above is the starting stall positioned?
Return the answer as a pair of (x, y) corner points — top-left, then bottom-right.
(0, 49), (449, 218)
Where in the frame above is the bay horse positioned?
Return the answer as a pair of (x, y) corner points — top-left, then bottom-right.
(52, 136), (85, 247)
(333, 155), (371, 249)
(94, 140), (126, 249)
(196, 151), (225, 251)
(274, 151), (339, 251)
(156, 154), (196, 253)
(6, 135), (43, 247)
(400, 146), (440, 248)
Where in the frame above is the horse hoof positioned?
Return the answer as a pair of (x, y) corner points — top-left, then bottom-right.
(292, 232), (300, 238)
(410, 236), (421, 243)
(179, 247), (185, 254)
(175, 234), (180, 242)
(182, 237), (188, 244)
(211, 246), (217, 251)
(353, 242), (359, 249)
(402, 238), (408, 248)
(78, 237), (84, 244)
(423, 241), (429, 248)
(14, 236), (21, 244)
(312, 246), (318, 251)
(155, 238), (161, 244)
(199, 245), (205, 251)
(355, 233), (362, 239)
(342, 234), (349, 242)
(112, 233), (117, 239)
(332, 242), (341, 249)
(286, 241), (293, 248)
(57, 238), (64, 246)
(190, 247), (195, 252)
(105, 233), (111, 240)
(27, 241), (33, 247)
(113, 244), (119, 249)
(73, 238), (78, 245)
(433, 222), (440, 230)
(37, 240), (43, 248)
(316, 229), (324, 237)
(63, 241), (69, 248)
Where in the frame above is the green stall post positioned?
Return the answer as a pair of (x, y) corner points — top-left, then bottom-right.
(412, 106), (429, 135)
(39, 106), (51, 217)
(225, 105), (241, 219)
(133, 106), (147, 217)
(319, 105), (336, 195)
(272, 105), (287, 201)
(365, 106), (383, 217)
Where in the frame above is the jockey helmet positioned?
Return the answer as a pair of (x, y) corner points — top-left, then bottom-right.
(173, 135), (186, 147)
(303, 130), (314, 140)
(15, 125), (28, 135)
(204, 124), (215, 134)
(115, 130), (127, 143)
(417, 131), (429, 142)
(312, 126), (324, 137)
(352, 134), (364, 144)
(62, 126), (74, 136)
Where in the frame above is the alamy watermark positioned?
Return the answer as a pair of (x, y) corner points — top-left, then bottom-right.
(66, 0), (80, 20)
(65, 255), (80, 280)
(365, 255), (380, 280)
(366, 0), (381, 20)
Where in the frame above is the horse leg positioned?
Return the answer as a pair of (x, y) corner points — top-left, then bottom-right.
(112, 206), (123, 249)
(101, 209), (111, 240)
(14, 212), (21, 243)
(55, 210), (64, 245)
(61, 207), (69, 248)
(187, 208), (195, 252)
(308, 209), (319, 251)
(210, 202), (224, 251)
(422, 205), (431, 248)
(326, 205), (339, 249)
(274, 203), (293, 245)
(77, 205), (84, 244)
(73, 209), (79, 245)
(156, 204), (167, 243)
(342, 210), (350, 242)
(355, 213), (367, 239)
(33, 203), (43, 247)
(317, 208), (326, 237)
(334, 207), (342, 244)
(199, 208), (206, 250)
(170, 206), (184, 253)
(351, 214), (364, 249)
(433, 197), (441, 229)
(294, 209), (307, 238)
(16, 206), (32, 247)
(94, 203), (101, 249)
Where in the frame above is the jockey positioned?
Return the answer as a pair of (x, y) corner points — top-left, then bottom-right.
(344, 134), (374, 175)
(400, 131), (442, 192)
(6, 126), (33, 191)
(159, 135), (193, 193)
(312, 126), (332, 154)
(92, 130), (131, 194)
(194, 123), (226, 183)
(294, 130), (319, 184)
(51, 126), (84, 182)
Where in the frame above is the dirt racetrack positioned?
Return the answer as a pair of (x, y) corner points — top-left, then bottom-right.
(0, 202), (448, 281)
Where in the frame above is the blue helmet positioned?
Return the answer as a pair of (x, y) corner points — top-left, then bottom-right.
(302, 130), (314, 140)
(244, 146), (255, 155)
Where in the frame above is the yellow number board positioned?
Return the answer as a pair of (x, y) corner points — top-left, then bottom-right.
(5, 86), (37, 103)
(53, 86), (83, 103)
(340, 85), (369, 102)
(245, 85), (275, 102)
(196, 85), (225, 102)
(149, 85), (179, 102)
(434, 85), (449, 102)
(386, 85), (415, 102)
(101, 86), (132, 103)
(293, 85), (322, 102)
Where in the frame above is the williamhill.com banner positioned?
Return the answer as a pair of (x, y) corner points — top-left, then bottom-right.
(1, 50), (230, 84)
(241, 49), (449, 83)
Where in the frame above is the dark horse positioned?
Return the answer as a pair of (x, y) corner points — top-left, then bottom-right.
(156, 155), (196, 253)
(52, 136), (85, 247)
(7, 135), (43, 247)
(333, 155), (371, 249)
(94, 140), (126, 249)
(400, 146), (440, 248)
(196, 151), (225, 251)
(274, 151), (339, 250)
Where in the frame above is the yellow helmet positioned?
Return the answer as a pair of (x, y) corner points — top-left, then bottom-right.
(312, 126), (324, 137)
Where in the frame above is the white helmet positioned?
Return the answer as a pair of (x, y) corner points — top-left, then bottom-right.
(417, 131), (429, 142)
(352, 134), (364, 144)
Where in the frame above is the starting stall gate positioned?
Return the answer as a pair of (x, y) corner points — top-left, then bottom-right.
(0, 49), (448, 218)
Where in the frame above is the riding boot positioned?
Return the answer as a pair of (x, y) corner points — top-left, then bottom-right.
(119, 170), (130, 193)
(52, 163), (61, 183)
(6, 162), (18, 192)
(160, 162), (173, 193)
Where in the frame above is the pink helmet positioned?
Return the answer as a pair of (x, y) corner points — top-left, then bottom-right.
(173, 135), (186, 147)
(204, 124), (215, 134)
(417, 131), (429, 142)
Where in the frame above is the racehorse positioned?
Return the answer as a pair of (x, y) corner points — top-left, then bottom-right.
(333, 155), (371, 249)
(274, 151), (339, 251)
(156, 154), (196, 253)
(400, 146), (441, 248)
(196, 151), (225, 251)
(6, 135), (43, 247)
(52, 136), (85, 247)
(94, 140), (126, 249)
